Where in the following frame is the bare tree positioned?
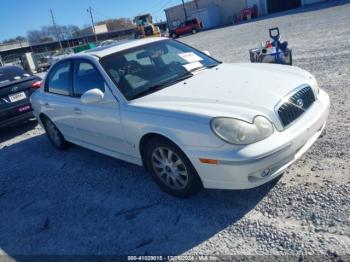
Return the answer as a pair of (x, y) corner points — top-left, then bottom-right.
(96, 18), (134, 31)
(1, 36), (27, 44)
(27, 24), (83, 44)
(27, 30), (53, 44)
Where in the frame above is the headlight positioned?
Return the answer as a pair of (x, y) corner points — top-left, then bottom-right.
(211, 116), (274, 145)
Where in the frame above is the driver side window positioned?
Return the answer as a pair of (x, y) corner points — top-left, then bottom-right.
(73, 61), (105, 97)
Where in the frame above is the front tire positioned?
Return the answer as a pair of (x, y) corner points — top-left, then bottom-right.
(42, 117), (69, 150)
(192, 28), (197, 34)
(171, 33), (177, 39)
(144, 138), (202, 197)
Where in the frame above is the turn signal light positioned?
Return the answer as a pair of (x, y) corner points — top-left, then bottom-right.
(199, 158), (219, 165)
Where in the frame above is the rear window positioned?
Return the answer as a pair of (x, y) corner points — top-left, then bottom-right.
(185, 19), (197, 26)
(0, 66), (31, 84)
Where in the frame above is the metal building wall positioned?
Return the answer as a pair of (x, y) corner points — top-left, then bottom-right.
(301, 0), (327, 5)
(248, 0), (327, 16)
(165, 0), (246, 29)
(246, 0), (268, 15)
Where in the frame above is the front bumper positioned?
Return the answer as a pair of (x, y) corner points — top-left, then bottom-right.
(186, 90), (330, 190)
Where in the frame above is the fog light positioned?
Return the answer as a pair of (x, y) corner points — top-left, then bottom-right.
(261, 169), (270, 178)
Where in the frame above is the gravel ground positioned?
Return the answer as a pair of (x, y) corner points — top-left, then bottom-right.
(0, 1), (349, 259)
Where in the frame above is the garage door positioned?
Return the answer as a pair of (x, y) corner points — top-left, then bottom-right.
(267, 0), (301, 14)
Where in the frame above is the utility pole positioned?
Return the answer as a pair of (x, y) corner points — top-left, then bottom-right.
(50, 8), (63, 50)
(181, 0), (188, 21)
(87, 7), (98, 43)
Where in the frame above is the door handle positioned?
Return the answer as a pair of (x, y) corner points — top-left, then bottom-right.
(43, 102), (51, 108)
(73, 108), (82, 114)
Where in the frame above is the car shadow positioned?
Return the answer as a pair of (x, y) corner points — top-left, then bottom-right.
(0, 134), (279, 257)
(0, 119), (38, 144)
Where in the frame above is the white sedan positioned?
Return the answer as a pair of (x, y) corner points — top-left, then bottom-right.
(31, 37), (330, 197)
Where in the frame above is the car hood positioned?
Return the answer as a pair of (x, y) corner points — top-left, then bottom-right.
(130, 63), (315, 128)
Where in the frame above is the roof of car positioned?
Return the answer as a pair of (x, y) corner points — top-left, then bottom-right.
(84, 37), (168, 58)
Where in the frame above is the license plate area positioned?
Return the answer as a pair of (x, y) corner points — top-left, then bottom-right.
(9, 92), (26, 103)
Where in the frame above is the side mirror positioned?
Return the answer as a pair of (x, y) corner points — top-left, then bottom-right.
(202, 50), (211, 56)
(81, 88), (104, 104)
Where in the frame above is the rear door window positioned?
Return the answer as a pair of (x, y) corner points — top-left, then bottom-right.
(73, 61), (105, 97)
(46, 61), (72, 96)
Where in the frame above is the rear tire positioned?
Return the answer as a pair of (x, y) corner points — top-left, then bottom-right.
(42, 117), (69, 150)
(144, 137), (202, 197)
(171, 33), (177, 39)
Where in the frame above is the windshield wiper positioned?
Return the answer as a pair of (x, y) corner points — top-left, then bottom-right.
(131, 71), (193, 100)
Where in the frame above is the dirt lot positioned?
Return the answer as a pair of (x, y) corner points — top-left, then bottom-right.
(0, 1), (349, 258)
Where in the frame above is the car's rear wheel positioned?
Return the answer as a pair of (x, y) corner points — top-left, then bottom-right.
(171, 33), (177, 39)
(43, 117), (68, 150)
(145, 138), (202, 197)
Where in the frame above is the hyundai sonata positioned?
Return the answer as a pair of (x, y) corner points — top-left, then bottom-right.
(31, 38), (330, 197)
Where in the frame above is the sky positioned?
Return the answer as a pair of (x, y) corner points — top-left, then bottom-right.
(0, 0), (183, 41)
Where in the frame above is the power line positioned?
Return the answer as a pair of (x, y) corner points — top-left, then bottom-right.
(151, 0), (175, 14)
(91, 7), (110, 21)
(152, 0), (178, 20)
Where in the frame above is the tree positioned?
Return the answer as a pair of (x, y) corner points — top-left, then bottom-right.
(27, 24), (83, 44)
(20, 16), (134, 45)
(27, 30), (53, 44)
(1, 36), (27, 44)
(96, 18), (134, 31)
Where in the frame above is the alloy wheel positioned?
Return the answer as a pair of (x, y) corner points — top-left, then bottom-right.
(151, 146), (189, 190)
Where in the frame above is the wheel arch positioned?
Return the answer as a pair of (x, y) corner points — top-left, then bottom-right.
(38, 113), (64, 135)
(139, 132), (190, 171)
(39, 112), (49, 124)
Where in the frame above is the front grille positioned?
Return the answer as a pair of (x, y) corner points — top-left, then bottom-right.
(277, 86), (316, 127)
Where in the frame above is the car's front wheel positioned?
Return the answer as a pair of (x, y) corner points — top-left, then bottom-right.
(42, 117), (69, 150)
(192, 28), (197, 34)
(171, 33), (177, 39)
(145, 138), (202, 197)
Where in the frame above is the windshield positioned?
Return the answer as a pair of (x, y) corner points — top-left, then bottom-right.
(0, 66), (31, 85)
(100, 39), (220, 100)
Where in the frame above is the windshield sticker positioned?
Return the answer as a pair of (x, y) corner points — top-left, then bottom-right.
(182, 61), (203, 72)
(178, 52), (203, 63)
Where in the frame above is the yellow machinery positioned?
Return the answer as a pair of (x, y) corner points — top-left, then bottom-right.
(134, 14), (161, 38)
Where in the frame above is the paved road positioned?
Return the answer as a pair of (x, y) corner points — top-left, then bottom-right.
(0, 0), (349, 258)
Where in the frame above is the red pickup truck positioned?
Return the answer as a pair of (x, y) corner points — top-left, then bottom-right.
(170, 18), (203, 38)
